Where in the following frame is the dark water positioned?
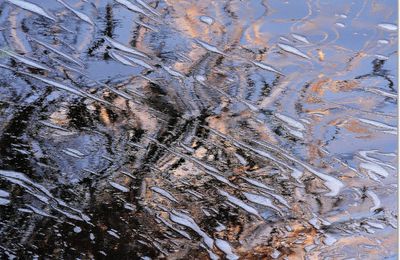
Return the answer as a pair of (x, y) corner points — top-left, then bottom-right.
(0, 0), (397, 259)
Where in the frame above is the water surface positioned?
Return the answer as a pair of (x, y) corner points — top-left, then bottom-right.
(0, 0), (397, 259)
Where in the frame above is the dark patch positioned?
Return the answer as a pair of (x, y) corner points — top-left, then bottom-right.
(68, 102), (95, 129)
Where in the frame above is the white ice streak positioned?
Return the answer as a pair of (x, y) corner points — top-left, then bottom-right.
(366, 190), (381, 212)
(0, 49), (51, 71)
(252, 61), (283, 75)
(115, 0), (146, 15)
(378, 23), (398, 31)
(109, 50), (153, 70)
(277, 43), (310, 59)
(104, 36), (148, 58)
(275, 112), (306, 138)
(215, 239), (239, 260)
(136, 0), (161, 16)
(218, 190), (260, 217)
(358, 118), (396, 134)
(199, 16), (214, 25)
(57, 0), (94, 25)
(359, 162), (389, 178)
(151, 187), (178, 202)
(169, 210), (214, 249)
(109, 181), (130, 192)
(0, 170), (90, 222)
(195, 39), (224, 55)
(291, 33), (310, 44)
(242, 177), (274, 191)
(7, 0), (56, 21)
(243, 192), (283, 215)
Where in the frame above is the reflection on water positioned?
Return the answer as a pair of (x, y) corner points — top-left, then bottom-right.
(0, 0), (397, 259)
